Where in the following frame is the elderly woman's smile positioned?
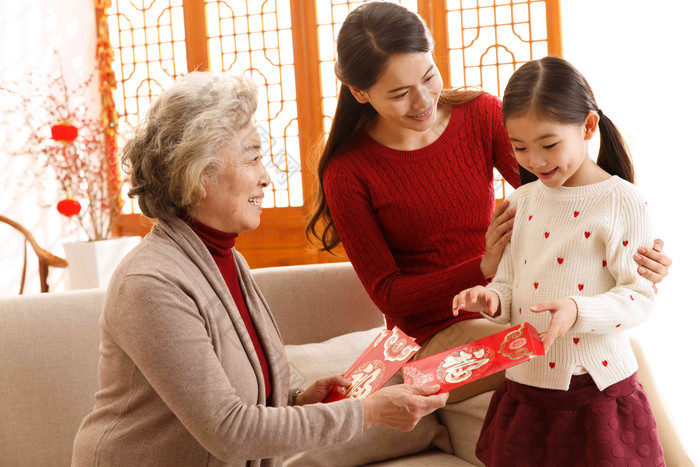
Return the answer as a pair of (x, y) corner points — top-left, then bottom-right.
(191, 121), (271, 235)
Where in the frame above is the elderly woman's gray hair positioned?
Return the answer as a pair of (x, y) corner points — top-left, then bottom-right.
(122, 72), (258, 220)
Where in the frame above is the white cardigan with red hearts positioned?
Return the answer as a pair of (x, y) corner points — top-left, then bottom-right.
(484, 176), (655, 391)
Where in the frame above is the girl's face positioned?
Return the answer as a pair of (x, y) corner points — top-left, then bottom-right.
(505, 111), (599, 188)
(349, 52), (443, 136)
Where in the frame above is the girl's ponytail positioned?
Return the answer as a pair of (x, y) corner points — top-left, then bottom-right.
(596, 110), (635, 183)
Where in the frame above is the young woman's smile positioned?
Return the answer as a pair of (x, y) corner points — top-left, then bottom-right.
(348, 52), (448, 149)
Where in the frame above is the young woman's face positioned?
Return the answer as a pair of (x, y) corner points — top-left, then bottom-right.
(191, 122), (271, 234)
(351, 52), (443, 134)
(505, 111), (598, 188)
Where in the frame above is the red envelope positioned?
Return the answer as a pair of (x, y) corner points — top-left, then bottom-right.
(323, 327), (421, 403)
(402, 322), (544, 393)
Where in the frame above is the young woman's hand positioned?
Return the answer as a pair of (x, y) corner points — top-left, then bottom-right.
(530, 298), (578, 353)
(452, 286), (501, 316)
(295, 374), (351, 405)
(634, 239), (672, 292)
(360, 384), (447, 431)
(480, 200), (516, 279)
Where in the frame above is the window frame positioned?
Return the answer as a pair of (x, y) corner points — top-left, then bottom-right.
(110, 0), (563, 268)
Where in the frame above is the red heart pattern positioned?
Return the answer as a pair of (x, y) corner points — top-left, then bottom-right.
(519, 209), (632, 381)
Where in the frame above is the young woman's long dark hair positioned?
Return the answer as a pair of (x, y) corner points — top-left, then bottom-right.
(502, 56), (634, 186)
(305, 2), (482, 252)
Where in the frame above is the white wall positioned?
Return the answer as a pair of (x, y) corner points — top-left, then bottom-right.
(0, 0), (97, 294)
(560, 1), (700, 463)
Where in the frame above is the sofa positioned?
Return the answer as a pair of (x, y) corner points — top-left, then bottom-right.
(0, 262), (692, 466)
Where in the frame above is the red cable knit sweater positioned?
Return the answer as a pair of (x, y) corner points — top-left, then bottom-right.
(323, 93), (521, 344)
(185, 217), (271, 400)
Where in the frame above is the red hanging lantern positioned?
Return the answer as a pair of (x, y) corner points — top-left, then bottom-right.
(50, 120), (78, 143)
(57, 198), (81, 217)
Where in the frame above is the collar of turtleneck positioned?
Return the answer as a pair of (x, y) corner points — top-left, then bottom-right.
(180, 214), (238, 258)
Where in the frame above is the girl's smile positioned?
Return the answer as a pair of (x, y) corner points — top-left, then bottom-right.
(538, 167), (558, 179)
(506, 111), (608, 188)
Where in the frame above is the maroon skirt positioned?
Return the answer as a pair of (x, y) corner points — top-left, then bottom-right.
(475, 373), (664, 466)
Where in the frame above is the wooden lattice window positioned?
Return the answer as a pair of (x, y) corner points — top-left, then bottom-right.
(108, 0), (562, 268)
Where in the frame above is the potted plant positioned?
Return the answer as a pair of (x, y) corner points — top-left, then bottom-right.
(1, 65), (139, 289)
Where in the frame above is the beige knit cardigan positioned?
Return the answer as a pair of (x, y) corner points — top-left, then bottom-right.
(72, 217), (363, 467)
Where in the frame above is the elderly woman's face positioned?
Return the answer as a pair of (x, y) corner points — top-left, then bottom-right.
(191, 122), (271, 234)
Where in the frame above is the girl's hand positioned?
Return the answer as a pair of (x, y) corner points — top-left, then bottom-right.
(480, 200), (515, 279)
(452, 286), (500, 316)
(634, 239), (672, 293)
(296, 374), (350, 405)
(530, 298), (578, 353)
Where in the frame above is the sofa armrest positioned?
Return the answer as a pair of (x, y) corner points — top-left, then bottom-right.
(0, 289), (106, 466)
(631, 337), (693, 466)
(251, 262), (385, 345)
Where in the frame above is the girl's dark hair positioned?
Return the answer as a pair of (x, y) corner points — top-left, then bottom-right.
(306, 2), (482, 252)
(502, 56), (634, 185)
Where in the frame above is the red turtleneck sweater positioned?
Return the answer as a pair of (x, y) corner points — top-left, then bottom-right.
(185, 217), (271, 400)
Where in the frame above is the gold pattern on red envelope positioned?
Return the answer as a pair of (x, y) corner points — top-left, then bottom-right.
(499, 323), (538, 361)
(323, 327), (421, 403)
(436, 346), (494, 384)
(337, 360), (386, 399)
(402, 323), (544, 394)
(384, 327), (421, 362)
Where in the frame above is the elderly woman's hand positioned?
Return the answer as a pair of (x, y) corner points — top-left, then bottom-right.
(295, 375), (351, 406)
(360, 384), (447, 431)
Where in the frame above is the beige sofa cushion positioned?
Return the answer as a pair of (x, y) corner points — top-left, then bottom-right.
(284, 328), (453, 466)
(252, 262), (386, 345)
(436, 393), (492, 466)
(285, 327), (385, 389)
(0, 289), (104, 467)
(367, 450), (474, 466)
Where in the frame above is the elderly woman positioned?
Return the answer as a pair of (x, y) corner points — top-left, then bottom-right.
(71, 72), (447, 467)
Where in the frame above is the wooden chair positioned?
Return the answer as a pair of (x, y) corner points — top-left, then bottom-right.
(0, 215), (68, 293)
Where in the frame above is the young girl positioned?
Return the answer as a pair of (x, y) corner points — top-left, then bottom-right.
(452, 56), (664, 465)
